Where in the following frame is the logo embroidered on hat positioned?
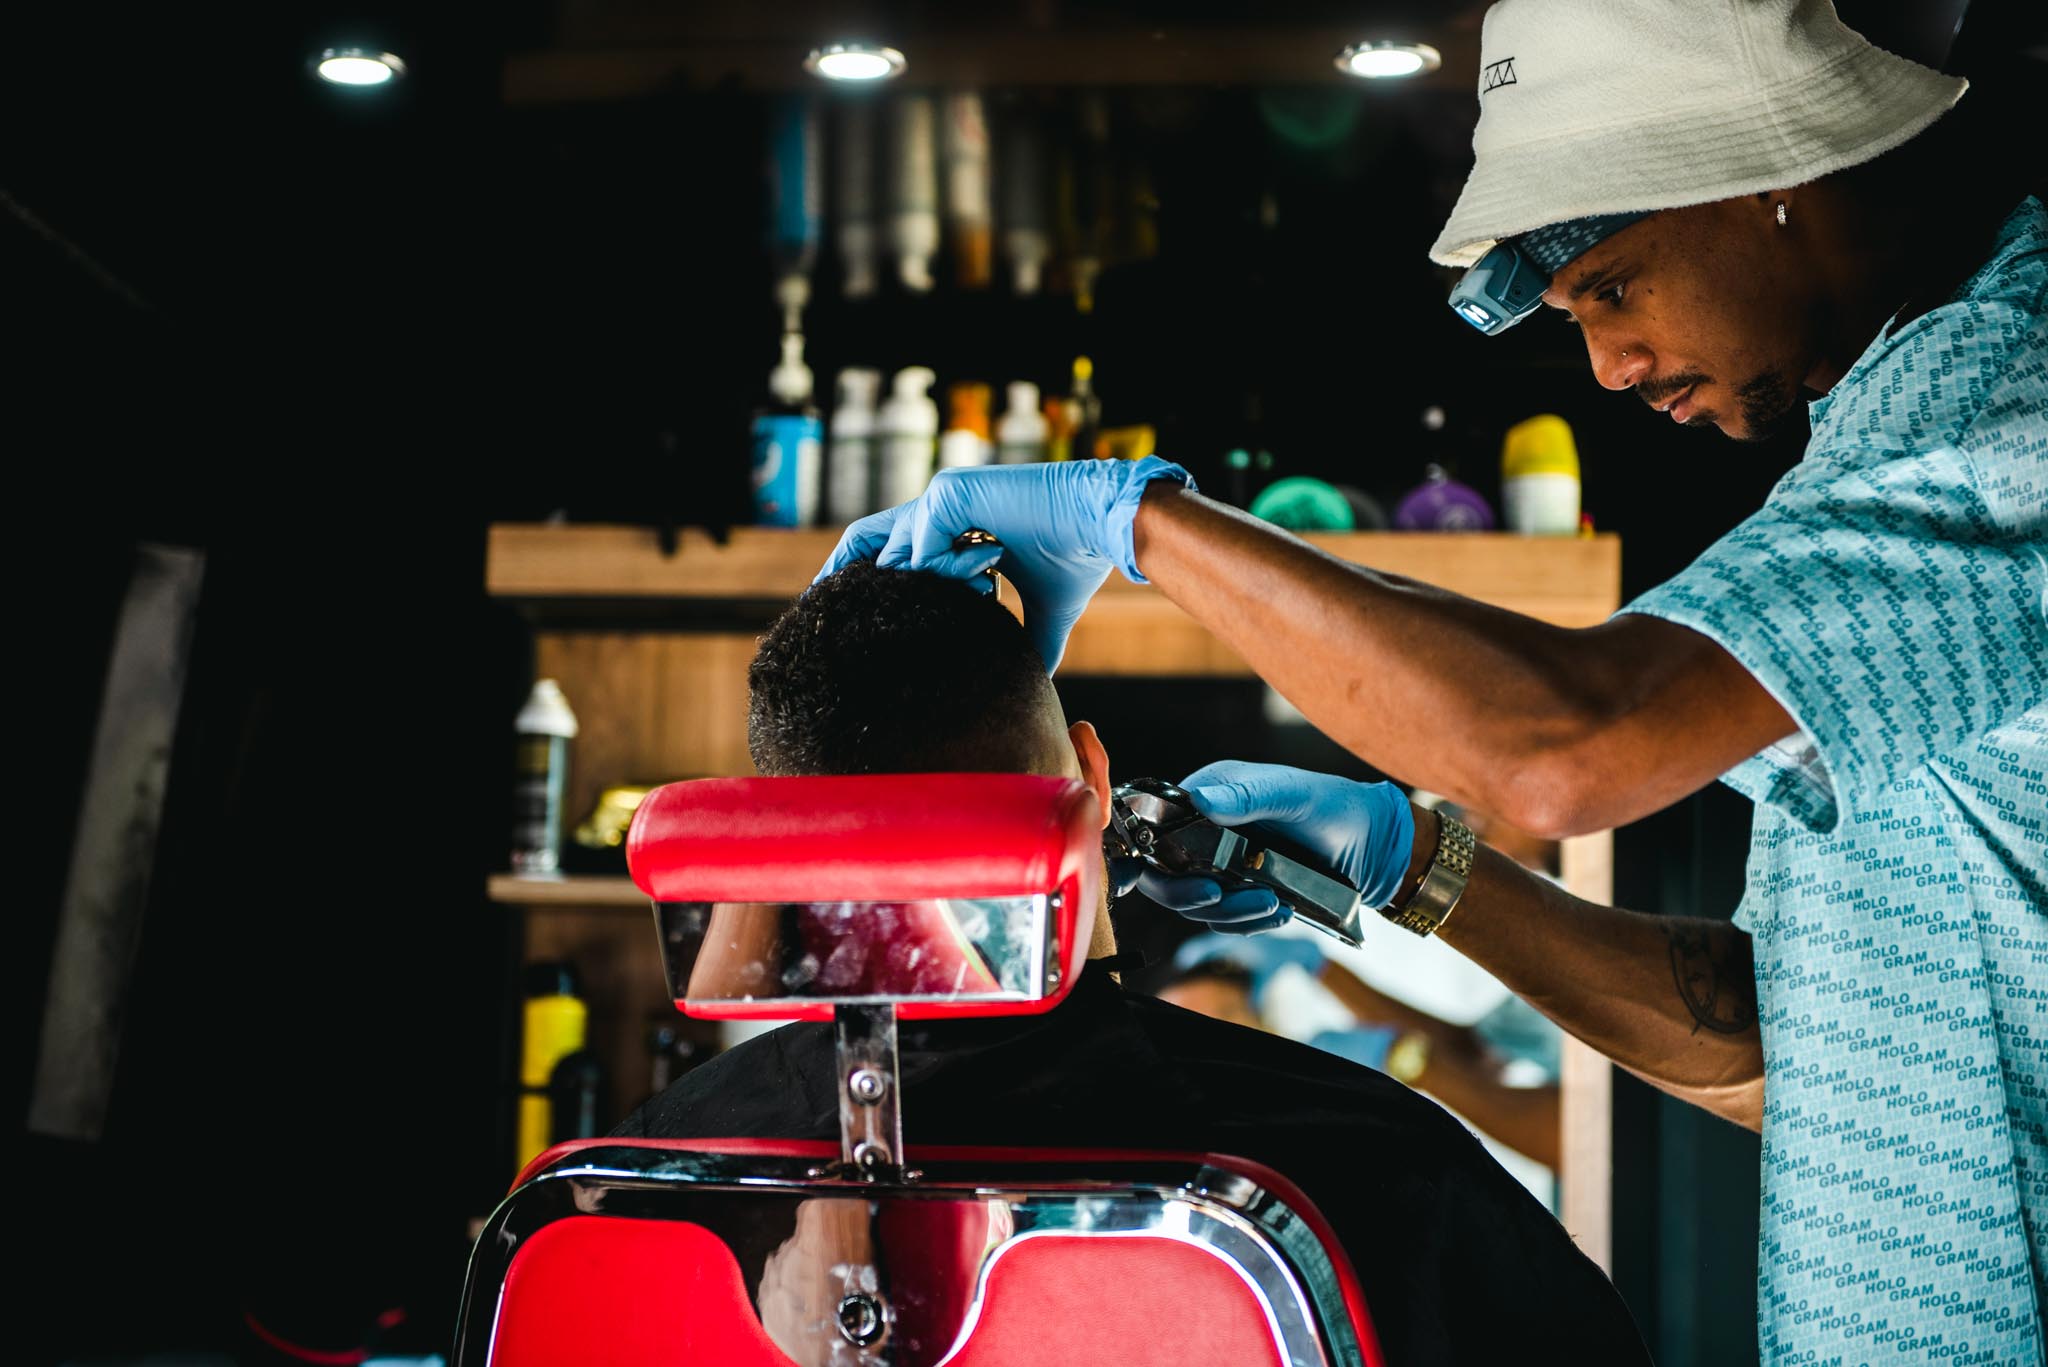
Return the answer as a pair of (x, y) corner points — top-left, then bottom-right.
(1480, 57), (1517, 94)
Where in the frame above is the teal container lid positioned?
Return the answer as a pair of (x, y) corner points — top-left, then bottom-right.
(1249, 476), (1356, 532)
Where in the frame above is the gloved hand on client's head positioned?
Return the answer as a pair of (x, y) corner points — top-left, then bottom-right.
(818, 457), (1193, 672)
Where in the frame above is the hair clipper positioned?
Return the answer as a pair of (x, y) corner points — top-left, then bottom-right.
(1105, 778), (1367, 948)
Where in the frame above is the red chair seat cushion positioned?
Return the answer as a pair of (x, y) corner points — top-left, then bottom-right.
(493, 1217), (797, 1367)
(946, 1234), (1286, 1367)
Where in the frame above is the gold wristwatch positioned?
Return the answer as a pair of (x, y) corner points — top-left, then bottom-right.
(1379, 810), (1476, 937)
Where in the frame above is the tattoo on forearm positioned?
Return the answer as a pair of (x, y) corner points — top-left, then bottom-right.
(1665, 924), (1757, 1036)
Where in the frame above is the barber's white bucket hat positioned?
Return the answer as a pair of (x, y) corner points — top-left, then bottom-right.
(1429, 0), (1968, 266)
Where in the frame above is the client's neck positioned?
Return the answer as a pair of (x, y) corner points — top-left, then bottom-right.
(1087, 906), (1119, 961)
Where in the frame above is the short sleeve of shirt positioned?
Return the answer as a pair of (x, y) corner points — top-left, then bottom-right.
(1622, 223), (2048, 833)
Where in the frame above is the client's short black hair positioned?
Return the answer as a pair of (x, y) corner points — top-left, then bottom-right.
(748, 563), (1056, 776)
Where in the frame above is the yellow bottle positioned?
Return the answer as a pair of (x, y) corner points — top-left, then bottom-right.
(1499, 414), (1582, 536)
(516, 969), (588, 1173)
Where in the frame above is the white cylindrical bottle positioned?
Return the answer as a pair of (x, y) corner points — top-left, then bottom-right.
(511, 679), (579, 877)
(877, 366), (939, 507)
(886, 96), (939, 294)
(826, 368), (883, 523)
(996, 381), (1049, 464)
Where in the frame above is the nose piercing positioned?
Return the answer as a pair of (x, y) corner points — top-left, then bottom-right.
(1621, 349), (1630, 358)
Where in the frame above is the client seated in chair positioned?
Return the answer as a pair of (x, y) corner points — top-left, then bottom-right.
(617, 563), (1649, 1366)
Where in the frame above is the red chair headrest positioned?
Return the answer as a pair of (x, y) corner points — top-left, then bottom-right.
(626, 774), (1104, 1019)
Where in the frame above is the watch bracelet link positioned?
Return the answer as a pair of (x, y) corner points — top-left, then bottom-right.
(1379, 811), (1477, 937)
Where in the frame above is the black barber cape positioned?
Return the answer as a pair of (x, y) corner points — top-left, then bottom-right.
(616, 965), (1649, 1366)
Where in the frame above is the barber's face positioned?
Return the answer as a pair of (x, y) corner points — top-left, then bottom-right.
(1542, 199), (1811, 442)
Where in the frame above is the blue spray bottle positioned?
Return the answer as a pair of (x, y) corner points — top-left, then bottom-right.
(751, 332), (823, 528)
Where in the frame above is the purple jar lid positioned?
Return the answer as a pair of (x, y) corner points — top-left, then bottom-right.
(1393, 465), (1495, 531)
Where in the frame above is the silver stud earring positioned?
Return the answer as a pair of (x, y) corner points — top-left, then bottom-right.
(1621, 349), (1630, 358)
(1776, 201), (1788, 226)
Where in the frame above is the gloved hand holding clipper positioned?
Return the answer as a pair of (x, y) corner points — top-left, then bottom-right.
(819, 456), (1193, 672)
(1131, 761), (1419, 936)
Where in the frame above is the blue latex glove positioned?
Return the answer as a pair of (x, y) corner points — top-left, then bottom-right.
(1172, 930), (1327, 1006)
(1132, 760), (1417, 937)
(818, 457), (1194, 672)
(1308, 1026), (1400, 1073)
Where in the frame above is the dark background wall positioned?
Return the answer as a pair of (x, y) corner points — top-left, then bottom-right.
(10, 2), (2035, 1362)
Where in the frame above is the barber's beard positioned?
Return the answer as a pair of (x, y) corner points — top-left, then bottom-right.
(1683, 368), (1802, 442)
(1733, 368), (1802, 442)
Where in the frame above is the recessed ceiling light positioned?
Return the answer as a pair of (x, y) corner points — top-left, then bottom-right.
(803, 44), (907, 83)
(314, 47), (408, 87)
(1335, 42), (1441, 80)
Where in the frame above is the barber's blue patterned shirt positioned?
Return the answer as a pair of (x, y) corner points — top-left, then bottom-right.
(1627, 197), (2046, 1364)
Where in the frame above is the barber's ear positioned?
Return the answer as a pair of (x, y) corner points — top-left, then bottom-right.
(1067, 720), (1113, 830)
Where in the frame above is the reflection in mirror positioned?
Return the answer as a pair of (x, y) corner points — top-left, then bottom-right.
(657, 895), (1054, 1007)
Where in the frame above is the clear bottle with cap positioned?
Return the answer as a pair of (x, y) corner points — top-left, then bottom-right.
(938, 382), (994, 469)
(1499, 413), (1583, 536)
(512, 679), (578, 876)
(996, 381), (1048, 464)
(826, 367), (883, 522)
(878, 366), (939, 506)
(750, 332), (824, 528)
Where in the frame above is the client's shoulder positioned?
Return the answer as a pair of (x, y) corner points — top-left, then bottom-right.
(612, 1022), (835, 1140)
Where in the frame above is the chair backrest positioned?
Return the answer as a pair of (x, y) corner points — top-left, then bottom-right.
(458, 775), (1382, 1365)
(461, 1141), (1384, 1367)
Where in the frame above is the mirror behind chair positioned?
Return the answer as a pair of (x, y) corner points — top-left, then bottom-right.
(657, 894), (1059, 1010)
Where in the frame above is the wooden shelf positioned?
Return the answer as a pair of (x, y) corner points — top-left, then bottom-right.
(488, 873), (647, 908)
(488, 524), (1623, 676)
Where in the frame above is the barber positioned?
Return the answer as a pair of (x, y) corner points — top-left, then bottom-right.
(822, 0), (2045, 1359)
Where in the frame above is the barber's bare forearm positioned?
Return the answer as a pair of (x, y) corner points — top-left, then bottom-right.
(1438, 842), (1765, 1130)
(1130, 484), (1790, 834)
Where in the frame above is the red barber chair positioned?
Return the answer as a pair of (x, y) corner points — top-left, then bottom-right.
(455, 774), (1383, 1367)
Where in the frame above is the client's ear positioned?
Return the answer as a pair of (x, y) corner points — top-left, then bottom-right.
(1067, 720), (1113, 830)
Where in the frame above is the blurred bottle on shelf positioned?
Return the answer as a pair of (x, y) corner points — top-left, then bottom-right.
(1500, 413), (1583, 535)
(548, 1047), (608, 1144)
(766, 96), (821, 329)
(646, 1015), (712, 1100)
(1394, 406), (1496, 531)
(1043, 391), (1078, 462)
(1070, 355), (1102, 460)
(750, 332), (823, 528)
(938, 382), (995, 469)
(1067, 94), (1113, 312)
(997, 107), (1051, 294)
(878, 366), (940, 505)
(518, 962), (586, 1171)
(511, 679), (578, 877)
(1095, 425), (1157, 462)
(826, 367), (883, 522)
(886, 95), (940, 293)
(996, 381), (1048, 464)
(943, 92), (993, 289)
(833, 100), (880, 299)
(1223, 448), (1276, 508)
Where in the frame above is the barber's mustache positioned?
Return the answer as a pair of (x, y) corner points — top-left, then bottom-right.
(1636, 371), (1711, 406)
